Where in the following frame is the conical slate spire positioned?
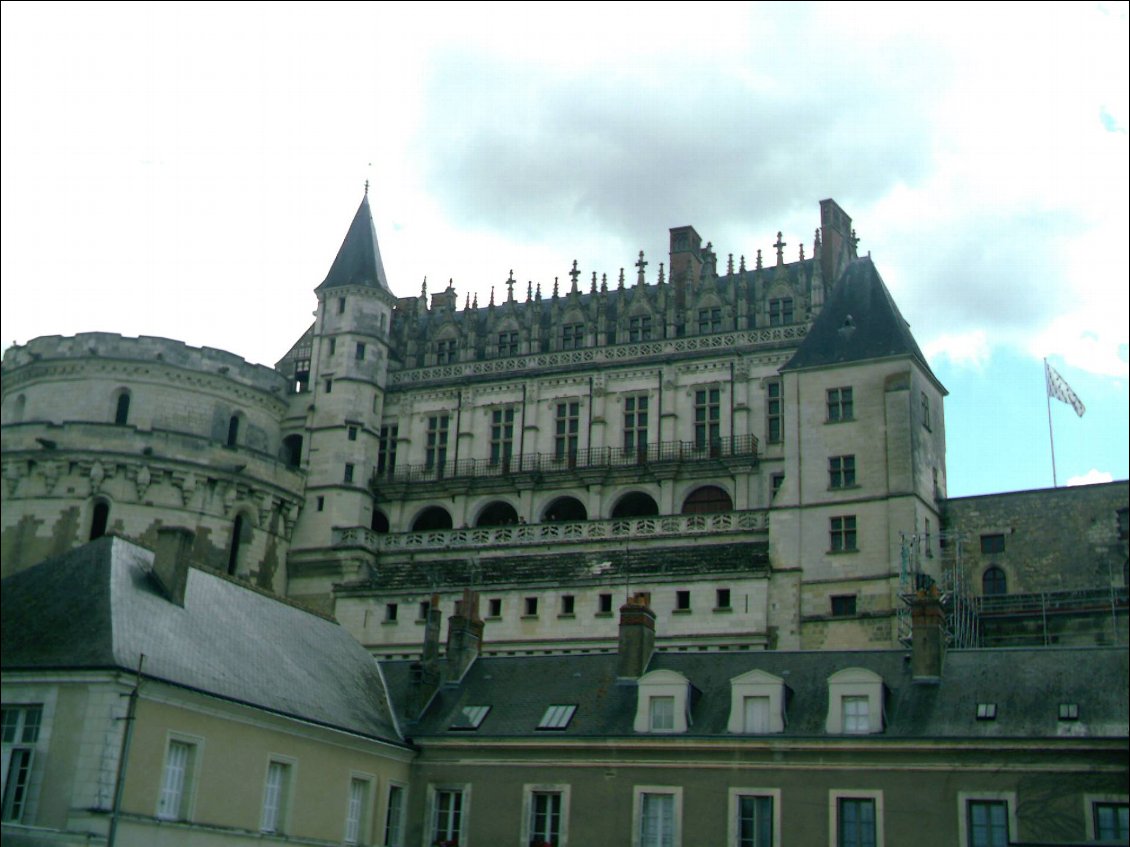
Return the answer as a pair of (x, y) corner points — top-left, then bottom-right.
(317, 194), (391, 293)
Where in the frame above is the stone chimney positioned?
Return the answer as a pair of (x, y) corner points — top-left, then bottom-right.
(150, 527), (195, 607)
(910, 586), (945, 683)
(445, 588), (484, 682)
(617, 592), (656, 678)
(668, 225), (703, 309)
(408, 594), (444, 717)
(819, 198), (856, 283)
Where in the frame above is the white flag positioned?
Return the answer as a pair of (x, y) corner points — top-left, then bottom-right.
(1045, 361), (1085, 417)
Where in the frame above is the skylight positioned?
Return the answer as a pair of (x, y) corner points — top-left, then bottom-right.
(975, 703), (997, 720)
(537, 704), (577, 730)
(449, 705), (491, 731)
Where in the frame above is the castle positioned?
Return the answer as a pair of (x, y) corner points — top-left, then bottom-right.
(2, 192), (1126, 846)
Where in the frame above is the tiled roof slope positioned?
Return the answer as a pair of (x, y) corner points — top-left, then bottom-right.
(339, 541), (770, 593)
(388, 646), (1128, 740)
(317, 193), (391, 293)
(1, 536), (404, 745)
(782, 257), (943, 389)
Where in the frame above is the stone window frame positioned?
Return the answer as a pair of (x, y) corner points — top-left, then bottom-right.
(521, 782), (572, 847)
(956, 791), (1017, 847)
(426, 782), (470, 847)
(727, 669), (787, 734)
(632, 785), (683, 847)
(634, 669), (693, 734)
(829, 789), (884, 847)
(727, 787), (782, 847)
(1083, 793), (1129, 843)
(825, 668), (884, 735)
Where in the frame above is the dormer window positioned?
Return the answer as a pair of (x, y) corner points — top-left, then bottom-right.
(826, 668), (884, 735)
(728, 669), (787, 734)
(634, 669), (692, 734)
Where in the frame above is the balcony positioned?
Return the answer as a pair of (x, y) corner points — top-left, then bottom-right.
(333, 508), (769, 554)
(372, 434), (758, 487)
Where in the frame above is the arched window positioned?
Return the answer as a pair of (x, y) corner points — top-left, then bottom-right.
(982, 566), (1007, 596)
(228, 514), (251, 575)
(542, 496), (587, 523)
(611, 491), (659, 518)
(114, 391), (131, 426)
(412, 506), (453, 532)
(681, 485), (733, 514)
(476, 501), (518, 527)
(226, 414), (241, 447)
(90, 500), (110, 540)
(370, 509), (390, 534)
(282, 434), (303, 468)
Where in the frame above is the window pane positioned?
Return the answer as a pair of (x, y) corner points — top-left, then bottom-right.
(739, 795), (773, 847)
(641, 793), (675, 847)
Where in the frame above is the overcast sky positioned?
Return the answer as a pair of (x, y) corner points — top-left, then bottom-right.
(2, 2), (1127, 497)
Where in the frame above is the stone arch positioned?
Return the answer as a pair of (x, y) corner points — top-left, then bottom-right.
(611, 491), (659, 518)
(476, 500), (519, 527)
(982, 566), (1007, 596)
(113, 388), (131, 426)
(543, 496), (587, 523)
(412, 506), (453, 532)
(89, 498), (111, 540)
(681, 485), (733, 514)
(370, 508), (390, 534)
(227, 509), (255, 575)
(226, 412), (243, 447)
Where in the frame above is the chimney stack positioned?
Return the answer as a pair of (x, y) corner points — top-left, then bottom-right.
(150, 527), (195, 607)
(819, 199), (856, 283)
(409, 594), (444, 718)
(617, 592), (656, 678)
(445, 588), (484, 683)
(910, 586), (945, 683)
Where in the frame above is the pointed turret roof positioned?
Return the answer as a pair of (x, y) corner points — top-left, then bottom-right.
(316, 193), (391, 293)
(782, 257), (944, 391)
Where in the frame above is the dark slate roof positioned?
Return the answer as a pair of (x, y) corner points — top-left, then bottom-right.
(339, 542), (769, 594)
(1, 536), (404, 745)
(317, 193), (391, 293)
(388, 646), (1128, 740)
(782, 257), (943, 390)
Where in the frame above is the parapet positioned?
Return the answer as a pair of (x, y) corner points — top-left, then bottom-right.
(2, 333), (290, 396)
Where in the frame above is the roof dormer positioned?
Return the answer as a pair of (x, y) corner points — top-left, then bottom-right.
(727, 669), (787, 734)
(825, 667), (885, 735)
(634, 669), (693, 734)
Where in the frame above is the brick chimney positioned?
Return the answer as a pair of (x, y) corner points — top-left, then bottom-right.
(150, 527), (195, 607)
(910, 586), (945, 683)
(668, 226), (703, 309)
(445, 588), (484, 683)
(617, 592), (656, 678)
(408, 594), (444, 717)
(819, 199), (856, 283)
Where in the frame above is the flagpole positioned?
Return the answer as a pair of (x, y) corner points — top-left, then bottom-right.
(1044, 358), (1058, 488)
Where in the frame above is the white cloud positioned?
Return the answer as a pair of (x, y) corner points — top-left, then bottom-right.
(1066, 469), (1115, 487)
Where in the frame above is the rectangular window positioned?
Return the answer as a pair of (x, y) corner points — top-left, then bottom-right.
(743, 696), (771, 734)
(967, 800), (1009, 847)
(356, 342), (366, 361)
(497, 331), (519, 357)
(560, 594), (575, 616)
(490, 408), (515, 467)
(377, 425), (398, 476)
(316, 496), (325, 512)
(537, 705), (577, 730)
(675, 590), (691, 611)
(435, 339), (457, 365)
(555, 402), (580, 462)
(329, 337), (337, 356)
(831, 595), (858, 617)
(827, 387), (853, 422)
(770, 473), (784, 496)
(338, 297), (346, 314)
(156, 740), (195, 821)
(344, 777), (369, 845)
(325, 378), (333, 394)
(629, 314), (653, 342)
(737, 794), (774, 847)
(694, 387), (721, 451)
(1094, 802), (1129, 842)
(260, 760), (292, 834)
(524, 597), (539, 617)
(384, 784), (405, 847)
(716, 588), (731, 609)
(980, 534), (1005, 554)
(842, 696), (870, 734)
(766, 380), (782, 444)
(698, 307), (722, 334)
(830, 516), (858, 552)
(418, 600), (431, 621)
(920, 391), (931, 430)
(562, 323), (584, 350)
(432, 789), (464, 845)
(1, 704), (42, 824)
(829, 455), (856, 488)
(488, 598), (502, 618)
(649, 696), (675, 731)
(838, 797), (877, 847)
(530, 791), (563, 845)
(624, 394), (649, 454)
(385, 603), (398, 622)
(599, 593), (613, 614)
(347, 425), (358, 442)
(426, 415), (449, 472)
(639, 791), (677, 847)
(769, 298), (794, 327)
(344, 463), (355, 484)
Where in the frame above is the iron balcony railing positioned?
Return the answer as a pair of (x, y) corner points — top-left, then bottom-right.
(372, 434), (758, 485)
(975, 586), (1128, 616)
